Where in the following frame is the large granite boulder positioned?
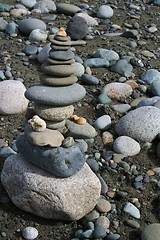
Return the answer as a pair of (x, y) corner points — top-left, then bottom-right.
(1, 154), (101, 220)
(16, 134), (86, 178)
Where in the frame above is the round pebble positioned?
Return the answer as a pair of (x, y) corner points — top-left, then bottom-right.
(22, 227), (38, 240)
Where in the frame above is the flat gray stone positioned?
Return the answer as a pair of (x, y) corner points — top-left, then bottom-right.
(47, 58), (75, 65)
(93, 48), (119, 62)
(24, 125), (64, 147)
(25, 83), (86, 106)
(40, 73), (78, 86)
(18, 18), (46, 35)
(41, 63), (75, 77)
(56, 3), (81, 16)
(16, 134), (86, 178)
(34, 104), (74, 121)
(49, 49), (74, 61)
(66, 119), (97, 139)
(84, 58), (109, 68)
(115, 106), (160, 142)
(1, 154), (101, 220)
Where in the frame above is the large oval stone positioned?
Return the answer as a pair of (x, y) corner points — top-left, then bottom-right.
(49, 49), (74, 61)
(18, 18), (46, 35)
(115, 106), (160, 142)
(25, 83), (86, 106)
(1, 154), (101, 220)
(16, 134), (86, 178)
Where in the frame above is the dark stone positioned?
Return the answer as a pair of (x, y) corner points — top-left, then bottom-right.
(66, 15), (88, 40)
(16, 134), (86, 178)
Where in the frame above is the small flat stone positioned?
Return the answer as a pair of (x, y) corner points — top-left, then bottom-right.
(47, 58), (75, 65)
(93, 225), (106, 239)
(25, 125), (64, 147)
(126, 220), (140, 229)
(66, 119), (97, 139)
(84, 58), (109, 68)
(34, 104), (74, 121)
(49, 38), (72, 46)
(40, 74), (78, 86)
(46, 119), (66, 130)
(111, 104), (131, 113)
(50, 44), (70, 51)
(54, 35), (70, 42)
(141, 50), (154, 58)
(23, 44), (38, 55)
(49, 49), (74, 61)
(41, 63), (75, 77)
(56, 3), (81, 16)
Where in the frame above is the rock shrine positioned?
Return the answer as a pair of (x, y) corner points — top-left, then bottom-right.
(1, 28), (101, 221)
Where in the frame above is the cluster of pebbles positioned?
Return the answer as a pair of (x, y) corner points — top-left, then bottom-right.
(0, 0), (160, 240)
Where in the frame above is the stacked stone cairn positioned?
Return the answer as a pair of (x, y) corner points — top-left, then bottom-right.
(1, 28), (101, 221)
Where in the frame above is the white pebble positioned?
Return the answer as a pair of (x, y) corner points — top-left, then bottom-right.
(22, 227), (38, 240)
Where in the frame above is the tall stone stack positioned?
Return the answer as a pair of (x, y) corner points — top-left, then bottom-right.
(25, 27), (86, 131)
(1, 28), (101, 221)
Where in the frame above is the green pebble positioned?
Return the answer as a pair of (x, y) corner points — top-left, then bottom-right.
(97, 93), (112, 104)
(0, 4), (13, 12)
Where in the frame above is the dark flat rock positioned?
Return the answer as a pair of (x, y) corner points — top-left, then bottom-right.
(16, 134), (86, 178)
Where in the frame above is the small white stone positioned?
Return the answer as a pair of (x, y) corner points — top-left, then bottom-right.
(22, 227), (38, 240)
(123, 202), (140, 219)
(94, 115), (111, 131)
(29, 29), (48, 41)
(97, 5), (114, 18)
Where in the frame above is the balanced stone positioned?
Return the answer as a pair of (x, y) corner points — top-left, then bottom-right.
(34, 104), (74, 121)
(1, 154), (101, 220)
(40, 74), (78, 86)
(41, 63), (75, 77)
(47, 58), (75, 65)
(66, 119), (97, 139)
(49, 49), (74, 61)
(46, 119), (66, 130)
(49, 38), (72, 46)
(16, 134), (86, 178)
(51, 44), (70, 51)
(54, 35), (69, 42)
(25, 83), (86, 106)
(24, 125), (64, 147)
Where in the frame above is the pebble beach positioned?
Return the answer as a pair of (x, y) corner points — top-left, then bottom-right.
(0, 0), (160, 239)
